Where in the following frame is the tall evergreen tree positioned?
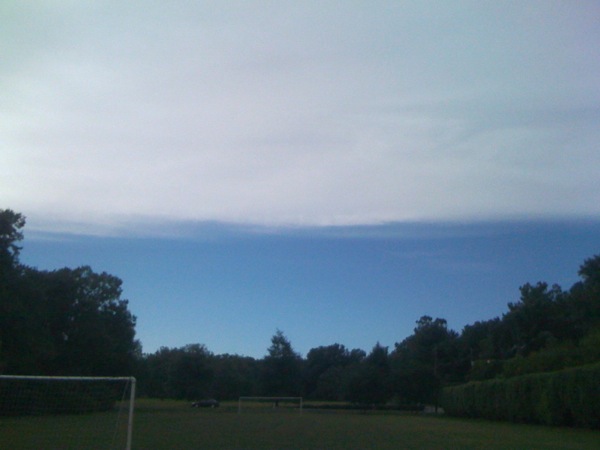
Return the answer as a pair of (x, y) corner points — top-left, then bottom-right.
(261, 330), (303, 396)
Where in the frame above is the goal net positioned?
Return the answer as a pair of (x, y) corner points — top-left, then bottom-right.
(238, 396), (303, 414)
(0, 375), (136, 450)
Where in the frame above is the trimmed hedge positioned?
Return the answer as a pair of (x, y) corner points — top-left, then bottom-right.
(440, 362), (600, 428)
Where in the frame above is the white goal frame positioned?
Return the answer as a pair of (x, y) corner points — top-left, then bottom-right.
(238, 396), (303, 414)
(0, 375), (136, 450)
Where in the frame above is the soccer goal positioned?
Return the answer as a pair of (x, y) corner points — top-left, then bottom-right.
(0, 375), (136, 450)
(238, 396), (303, 414)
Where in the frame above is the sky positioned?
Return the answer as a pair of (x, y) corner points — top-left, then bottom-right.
(3, 1), (600, 358)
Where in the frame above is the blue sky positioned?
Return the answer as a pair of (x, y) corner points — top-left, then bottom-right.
(21, 221), (600, 358)
(3, 2), (600, 357)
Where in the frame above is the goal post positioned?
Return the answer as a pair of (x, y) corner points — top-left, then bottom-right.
(238, 396), (303, 414)
(0, 375), (136, 450)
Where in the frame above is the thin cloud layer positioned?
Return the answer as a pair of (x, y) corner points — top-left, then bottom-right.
(2, 1), (600, 233)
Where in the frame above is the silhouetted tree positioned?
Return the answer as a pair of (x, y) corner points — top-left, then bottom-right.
(391, 316), (459, 405)
(567, 255), (600, 337)
(503, 282), (565, 355)
(305, 343), (356, 399)
(346, 343), (391, 406)
(0, 209), (138, 376)
(210, 354), (260, 399)
(0, 209), (25, 273)
(261, 330), (303, 396)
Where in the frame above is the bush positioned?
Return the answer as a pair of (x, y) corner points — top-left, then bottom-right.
(441, 362), (600, 428)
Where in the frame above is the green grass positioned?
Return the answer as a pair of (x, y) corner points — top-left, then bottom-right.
(1, 399), (599, 449)
(0, 408), (130, 449)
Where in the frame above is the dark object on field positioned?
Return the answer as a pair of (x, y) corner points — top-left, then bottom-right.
(192, 399), (219, 408)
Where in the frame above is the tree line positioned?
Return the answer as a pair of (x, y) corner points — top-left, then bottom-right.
(2, 209), (599, 407)
(0, 210), (139, 376)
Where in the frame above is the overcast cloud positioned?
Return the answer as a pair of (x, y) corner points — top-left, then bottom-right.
(2, 1), (600, 233)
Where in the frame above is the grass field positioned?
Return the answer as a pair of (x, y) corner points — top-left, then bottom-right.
(1, 399), (599, 449)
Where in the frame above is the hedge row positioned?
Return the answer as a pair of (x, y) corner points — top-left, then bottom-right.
(440, 362), (600, 428)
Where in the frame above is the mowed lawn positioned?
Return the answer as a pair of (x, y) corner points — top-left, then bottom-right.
(133, 400), (599, 450)
(2, 399), (599, 449)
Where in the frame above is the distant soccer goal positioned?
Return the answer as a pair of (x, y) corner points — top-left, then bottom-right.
(238, 396), (303, 414)
(0, 375), (136, 450)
